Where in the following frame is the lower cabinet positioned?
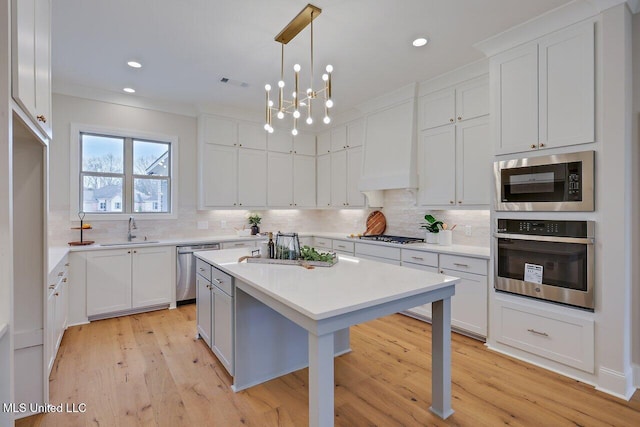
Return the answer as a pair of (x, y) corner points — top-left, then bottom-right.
(355, 242), (401, 265)
(196, 260), (235, 375)
(46, 256), (69, 375)
(86, 246), (173, 318)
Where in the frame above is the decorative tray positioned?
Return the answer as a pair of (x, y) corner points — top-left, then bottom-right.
(68, 240), (95, 246)
(245, 255), (338, 268)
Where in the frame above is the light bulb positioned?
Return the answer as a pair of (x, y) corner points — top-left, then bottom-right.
(278, 80), (285, 88)
(264, 124), (270, 131)
(293, 110), (300, 119)
(323, 116), (331, 124)
(293, 64), (301, 72)
(268, 126), (274, 134)
(412, 37), (428, 47)
(268, 100), (274, 107)
(277, 111), (284, 119)
(306, 117), (313, 125)
(326, 64), (333, 73)
(265, 84), (271, 91)
(325, 99), (334, 108)
(292, 128), (298, 136)
(307, 88), (312, 95)
(292, 91), (297, 98)
(322, 73), (329, 81)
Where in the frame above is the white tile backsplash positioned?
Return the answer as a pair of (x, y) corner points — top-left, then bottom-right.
(50, 190), (490, 247)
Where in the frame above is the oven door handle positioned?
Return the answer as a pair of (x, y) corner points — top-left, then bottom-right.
(494, 233), (594, 245)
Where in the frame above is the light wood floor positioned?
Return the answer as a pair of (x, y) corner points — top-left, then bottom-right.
(16, 305), (640, 426)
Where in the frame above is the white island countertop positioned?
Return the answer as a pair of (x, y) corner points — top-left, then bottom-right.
(195, 248), (459, 322)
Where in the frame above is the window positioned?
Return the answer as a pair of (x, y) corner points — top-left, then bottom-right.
(80, 132), (172, 214)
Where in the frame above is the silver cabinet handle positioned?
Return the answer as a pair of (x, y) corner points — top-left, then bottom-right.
(58, 272), (64, 277)
(527, 328), (549, 337)
(214, 278), (223, 285)
(199, 267), (205, 272)
(453, 263), (469, 268)
(234, 243), (245, 247)
(336, 245), (346, 249)
(411, 256), (424, 261)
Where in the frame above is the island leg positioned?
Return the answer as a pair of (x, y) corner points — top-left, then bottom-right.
(308, 332), (334, 427)
(430, 297), (454, 419)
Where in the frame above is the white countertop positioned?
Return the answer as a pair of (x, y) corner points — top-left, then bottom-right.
(195, 248), (459, 321)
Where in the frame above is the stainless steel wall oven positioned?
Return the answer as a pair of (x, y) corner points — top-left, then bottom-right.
(494, 219), (595, 310)
(494, 151), (594, 211)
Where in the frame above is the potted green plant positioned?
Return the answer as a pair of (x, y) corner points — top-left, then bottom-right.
(420, 214), (443, 244)
(247, 213), (262, 235)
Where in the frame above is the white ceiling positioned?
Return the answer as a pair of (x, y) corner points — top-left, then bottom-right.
(51, 0), (574, 118)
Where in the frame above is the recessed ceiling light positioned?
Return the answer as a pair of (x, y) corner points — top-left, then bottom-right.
(412, 37), (428, 47)
(127, 61), (142, 68)
(123, 87), (135, 93)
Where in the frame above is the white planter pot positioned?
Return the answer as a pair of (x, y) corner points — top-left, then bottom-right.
(425, 232), (438, 244)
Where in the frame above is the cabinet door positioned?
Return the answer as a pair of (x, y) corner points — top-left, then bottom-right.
(202, 144), (237, 207)
(491, 43), (539, 154)
(212, 286), (234, 375)
(12, 0), (36, 119)
(238, 121), (266, 150)
(417, 126), (456, 206)
(293, 132), (316, 156)
(317, 130), (331, 154)
(346, 146), (364, 207)
(456, 117), (491, 206)
(201, 115), (237, 146)
(330, 125), (347, 152)
(402, 262), (438, 319)
(267, 130), (292, 153)
(54, 280), (68, 351)
(46, 291), (55, 374)
(347, 118), (364, 148)
(441, 268), (487, 337)
(238, 149), (267, 207)
(330, 150), (347, 207)
(539, 21), (594, 148)
(86, 249), (132, 316)
(455, 75), (489, 123)
(267, 152), (293, 207)
(293, 155), (316, 207)
(131, 246), (172, 309)
(316, 154), (331, 207)
(419, 88), (456, 130)
(34, 0), (51, 137)
(196, 276), (212, 347)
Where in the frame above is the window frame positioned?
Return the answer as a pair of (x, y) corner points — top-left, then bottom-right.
(70, 123), (178, 220)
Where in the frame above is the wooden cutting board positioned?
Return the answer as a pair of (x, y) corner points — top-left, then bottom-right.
(364, 210), (386, 236)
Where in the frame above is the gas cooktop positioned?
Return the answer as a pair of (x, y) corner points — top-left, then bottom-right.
(359, 235), (425, 244)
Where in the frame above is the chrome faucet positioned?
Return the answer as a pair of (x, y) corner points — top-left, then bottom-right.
(128, 216), (137, 241)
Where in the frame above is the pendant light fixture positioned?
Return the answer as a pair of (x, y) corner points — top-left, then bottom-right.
(264, 4), (333, 136)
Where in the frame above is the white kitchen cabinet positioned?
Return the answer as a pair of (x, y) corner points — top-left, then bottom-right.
(331, 147), (363, 208)
(316, 154), (331, 207)
(268, 131), (315, 155)
(355, 243), (401, 265)
(313, 237), (332, 250)
(347, 119), (364, 148)
(267, 152), (316, 207)
(332, 239), (354, 255)
(201, 115), (237, 146)
(317, 130), (331, 154)
(330, 125), (347, 152)
(238, 121), (267, 150)
(238, 149), (267, 207)
(491, 20), (594, 154)
(212, 283), (234, 374)
(196, 275), (213, 347)
(267, 130), (292, 153)
(202, 144), (237, 207)
(46, 256), (69, 375)
(86, 246), (172, 318)
(346, 146), (364, 207)
(294, 132), (316, 156)
(418, 116), (490, 207)
(12, 0), (52, 138)
(418, 75), (488, 131)
(221, 241), (256, 249)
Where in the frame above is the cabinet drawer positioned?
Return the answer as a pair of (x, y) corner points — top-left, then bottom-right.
(332, 240), (354, 254)
(196, 258), (212, 281)
(355, 243), (401, 261)
(402, 262), (438, 273)
(496, 299), (594, 372)
(401, 249), (438, 267)
(314, 237), (332, 249)
(222, 241), (255, 249)
(211, 267), (233, 296)
(48, 257), (69, 291)
(439, 254), (487, 275)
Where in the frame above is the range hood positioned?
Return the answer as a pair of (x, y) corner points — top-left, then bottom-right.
(358, 84), (418, 208)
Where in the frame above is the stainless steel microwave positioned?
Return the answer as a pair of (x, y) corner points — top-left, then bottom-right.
(494, 151), (594, 211)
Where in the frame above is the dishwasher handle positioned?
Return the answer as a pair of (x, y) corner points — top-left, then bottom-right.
(177, 243), (220, 254)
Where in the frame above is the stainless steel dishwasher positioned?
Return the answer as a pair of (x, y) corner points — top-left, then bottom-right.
(177, 243), (220, 304)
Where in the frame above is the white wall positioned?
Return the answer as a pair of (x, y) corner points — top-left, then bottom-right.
(631, 11), (640, 371)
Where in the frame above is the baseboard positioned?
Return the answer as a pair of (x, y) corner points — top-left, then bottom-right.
(595, 366), (635, 400)
(634, 364), (640, 389)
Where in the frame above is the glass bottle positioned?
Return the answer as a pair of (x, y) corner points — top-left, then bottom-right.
(268, 232), (275, 259)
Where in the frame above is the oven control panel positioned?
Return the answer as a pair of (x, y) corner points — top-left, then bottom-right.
(497, 219), (592, 238)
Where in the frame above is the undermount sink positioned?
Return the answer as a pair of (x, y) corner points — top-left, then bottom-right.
(98, 240), (160, 247)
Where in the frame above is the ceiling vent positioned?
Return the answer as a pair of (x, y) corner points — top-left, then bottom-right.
(220, 77), (249, 88)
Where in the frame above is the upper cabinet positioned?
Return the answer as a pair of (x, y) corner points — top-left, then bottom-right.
(419, 75), (489, 130)
(12, 0), (52, 139)
(491, 20), (594, 154)
(267, 130), (315, 155)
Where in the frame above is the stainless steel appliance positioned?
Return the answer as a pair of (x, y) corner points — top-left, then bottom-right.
(359, 235), (425, 244)
(177, 243), (220, 304)
(494, 151), (594, 211)
(494, 219), (594, 310)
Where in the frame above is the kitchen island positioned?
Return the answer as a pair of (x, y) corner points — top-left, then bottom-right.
(194, 248), (459, 427)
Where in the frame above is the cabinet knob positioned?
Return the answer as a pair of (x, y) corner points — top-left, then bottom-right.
(233, 203), (237, 206)
(49, 284), (55, 289)
(37, 115), (47, 123)
(239, 203), (242, 206)
(55, 292), (59, 297)
(449, 200), (454, 204)
(64, 263), (70, 267)
(134, 250), (137, 254)
(530, 144), (537, 149)
(457, 116), (462, 121)
(458, 200), (462, 204)
(58, 272), (64, 277)
(540, 143), (545, 148)
(440, 270), (444, 274)
(62, 278), (67, 283)
(127, 251), (131, 254)
(449, 118), (454, 123)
